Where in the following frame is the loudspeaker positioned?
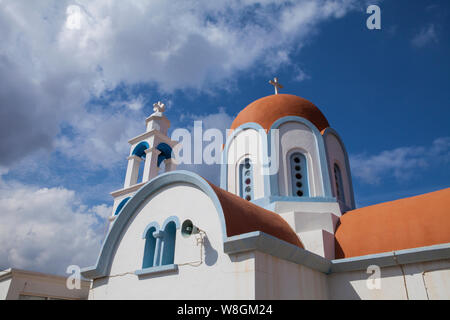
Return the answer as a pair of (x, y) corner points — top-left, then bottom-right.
(181, 219), (201, 238)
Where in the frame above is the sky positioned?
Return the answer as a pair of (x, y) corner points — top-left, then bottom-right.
(0, 0), (449, 275)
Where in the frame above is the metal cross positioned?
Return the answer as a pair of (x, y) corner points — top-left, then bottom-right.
(269, 77), (283, 95)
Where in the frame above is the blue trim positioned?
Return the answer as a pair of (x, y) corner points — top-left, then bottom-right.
(114, 197), (131, 216)
(142, 225), (158, 269)
(251, 196), (337, 210)
(220, 123), (270, 198)
(132, 141), (150, 158)
(322, 128), (356, 210)
(161, 221), (177, 265)
(135, 264), (178, 277)
(269, 116), (333, 198)
(161, 216), (181, 230)
(142, 222), (160, 239)
(81, 171), (228, 279)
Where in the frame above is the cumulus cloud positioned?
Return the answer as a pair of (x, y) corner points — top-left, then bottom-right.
(0, 177), (110, 275)
(176, 108), (234, 184)
(350, 137), (450, 185)
(0, 0), (360, 274)
(0, 0), (358, 167)
(412, 24), (438, 47)
(54, 108), (144, 169)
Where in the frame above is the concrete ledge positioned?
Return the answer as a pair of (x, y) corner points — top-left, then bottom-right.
(135, 264), (178, 277)
(224, 233), (450, 275)
(330, 243), (450, 273)
(224, 231), (331, 274)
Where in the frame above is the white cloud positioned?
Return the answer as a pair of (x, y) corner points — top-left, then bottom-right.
(412, 24), (438, 47)
(0, 0), (358, 167)
(350, 137), (450, 185)
(0, 177), (110, 275)
(176, 108), (234, 184)
(54, 108), (144, 169)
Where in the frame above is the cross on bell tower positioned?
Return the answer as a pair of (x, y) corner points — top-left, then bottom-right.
(269, 77), (284, 95)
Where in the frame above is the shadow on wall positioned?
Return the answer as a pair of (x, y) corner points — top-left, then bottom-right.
(204, 236), (218, 266)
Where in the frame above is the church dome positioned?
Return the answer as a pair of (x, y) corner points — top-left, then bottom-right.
(230, 94), (330, 132)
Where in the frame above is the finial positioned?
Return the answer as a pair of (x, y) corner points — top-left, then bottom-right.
(153, 101), (166, 114)
(269, 77), (284, 95)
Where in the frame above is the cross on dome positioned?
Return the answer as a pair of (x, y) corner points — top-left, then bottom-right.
(153, 101), (166, 114)
(269, 77), (284, 95)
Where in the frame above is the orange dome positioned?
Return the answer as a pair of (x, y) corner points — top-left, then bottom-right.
(230, 94), (330, 132)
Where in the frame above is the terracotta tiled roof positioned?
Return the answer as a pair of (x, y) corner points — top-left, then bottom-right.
(207, 182), (304, 249)
(335, 188), (450, 258)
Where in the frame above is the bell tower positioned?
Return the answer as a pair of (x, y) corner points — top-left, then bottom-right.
(109, 101), (178, 222)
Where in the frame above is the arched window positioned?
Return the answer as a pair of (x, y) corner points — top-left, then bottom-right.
(142, 218), (179, 270)
(142, 225), (157, 269)
(156, 143), (173, 167)
(132, 141), (149, 158)
(114, 197), (131, 216)
(239, 158), (254, 201)
(334, 163), (345, 203)
(161, 221), (176, 265)
(290, 152), (309, 197)
(132, 141), (149, 183)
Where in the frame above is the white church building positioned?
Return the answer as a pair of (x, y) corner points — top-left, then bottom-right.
(78, 87), (450, 300)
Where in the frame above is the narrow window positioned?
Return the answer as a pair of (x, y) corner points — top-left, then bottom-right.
(239, 158), (254, 201)
(161, 221), (177, 265)
(132, 141), (149, 183)
(290, 153), (309, 197)
(334, 163), (345, 203)
(114, 197), (131, 216)
(142, 227), (157, 269)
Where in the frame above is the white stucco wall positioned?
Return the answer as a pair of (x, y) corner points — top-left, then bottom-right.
(277, 122), (325, 197)
(226, 129), (265, 200)
(323, 132), (352, 209)
(328, 259), (450, 300)
(0, 278), (11, 300)
(91, 184), (256, 299)
(254, 251), (328, 299)
(0, 270), (89, 300)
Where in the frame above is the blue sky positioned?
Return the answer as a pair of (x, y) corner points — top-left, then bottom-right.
(0, 0), (449, 274)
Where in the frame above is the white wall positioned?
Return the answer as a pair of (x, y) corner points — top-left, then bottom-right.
(278, 122), (325, 197)
(1, 271), (89, 300)
(254, 251), (328, 299)
(328, 259), (450, 300)
(323, 132), (352, 209)
(91, 184), (256, 299)
(0, 278), (11, 300)
(226, 129), (265, 200)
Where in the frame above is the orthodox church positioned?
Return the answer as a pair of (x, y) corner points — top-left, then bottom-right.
(81, 81), (450, 300)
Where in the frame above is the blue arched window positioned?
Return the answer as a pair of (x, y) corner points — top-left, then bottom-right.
(142, 217), (179, 270)
(334, 163), (345, 203)
(156, 143), (173, 168)
(114, 197), (131, 216)
(132, 141), (150, 159)
(290, 152), (309, 197)
(239, 158), (254, 201)
(142, 225), (158, 269)
(161, 221), (177, 265)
